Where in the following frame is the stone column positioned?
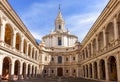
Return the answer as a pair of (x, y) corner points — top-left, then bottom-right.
(91, 42), (93, 57)
(48, 68), (51, 76)
(92, 63), (95, 79)
(12, 32), (16, 49)
(105, 58), (109, 81)
(20, 37), (24, 54)
(0, 58), (3, 80)
(96, 36), (98, 55)
(97, 60), (100, 79)
(56, 68), (57, 76)
(0, 21), (5, 46)
(88, 64), (90, 78)
(26, 43), (29, 57)
(25, 63), (28, 79)
(70, 67), (72, 77)
(29, 65), (32, 78)
(18, 62), (23, 80)
(114, 17), (119, 44)
(103, 29), (107, 49)
(87, 46), (90, 58)
(10, 60), (15, 80)
(30, 47), (32, 58)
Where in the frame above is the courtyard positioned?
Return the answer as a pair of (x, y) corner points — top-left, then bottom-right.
(1, 78), (101, 82)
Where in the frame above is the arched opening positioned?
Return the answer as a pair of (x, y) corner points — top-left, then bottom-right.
(22, 62), (26, 79)
(32, 48), (34, 59)
(85, 48), (88, 58)
(83, 66), (85, 77)
(32, 66), (34, 77)
(15, 33), (21, 50)
(106, 22), (115, 45)
(93, 39), (96, 56)
(99, 59), (106, 80)
(58, 37), (62, 46)
(23, 39), (27, 55)
(117, 14), (120, 39)
(2, 57), (11, 80)
(86, 65), (88, 78)
(108, 56), (117, 81)
(27, 64), (30, 77)
(28, 44), (31, 57)
(94, 62), (98, 79)
(58, 56), (62, 64)
(14, 60), (20, 80)
(35, 51), (37, 60)
(98, 32), (104, 51)
(35, 67), (37, 77)
(89, 63), (92, 78)
(83, 50), (85, 59)
(4, 24), (13, 46)
(88, 44), (91, 57)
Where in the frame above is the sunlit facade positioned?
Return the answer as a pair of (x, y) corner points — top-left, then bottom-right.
(0, 0), (120, 82)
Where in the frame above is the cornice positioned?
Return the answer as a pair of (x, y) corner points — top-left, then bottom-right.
(42, 32), (78, 40)
(0, 1), (39, 48)
(81, 0), (119, 47)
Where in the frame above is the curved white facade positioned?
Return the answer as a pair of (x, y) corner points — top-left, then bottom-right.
(42, 9), (78, 48)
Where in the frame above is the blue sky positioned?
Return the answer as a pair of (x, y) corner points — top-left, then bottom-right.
(8, 0), (109, 42)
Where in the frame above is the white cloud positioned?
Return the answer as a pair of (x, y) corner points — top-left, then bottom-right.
(17, 0), (109, 42)
(66, 12), (99, 41)
(31, 31), (43, 40)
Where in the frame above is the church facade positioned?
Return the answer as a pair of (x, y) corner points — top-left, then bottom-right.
(40, 8), (80, 77)
(0, 0), (120, 82)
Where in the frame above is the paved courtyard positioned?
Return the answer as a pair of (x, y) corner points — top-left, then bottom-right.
(1, 78), (101, 82)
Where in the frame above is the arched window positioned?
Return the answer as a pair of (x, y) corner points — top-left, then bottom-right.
(59, 25), (61, 29)
(58, 56), (62, 64)
(58, 37), (62, 46)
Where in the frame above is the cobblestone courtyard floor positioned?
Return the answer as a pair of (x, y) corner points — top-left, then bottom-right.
(25, 78), (101, 82)
(1, 77), (101, 82)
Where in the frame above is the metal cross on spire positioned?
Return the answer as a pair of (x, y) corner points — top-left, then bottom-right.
(59, 4), (61, 11)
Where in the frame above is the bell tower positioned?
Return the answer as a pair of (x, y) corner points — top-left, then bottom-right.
(54, 5), (65, 32)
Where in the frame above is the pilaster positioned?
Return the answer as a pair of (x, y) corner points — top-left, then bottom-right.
(114, 16), (119, 44)
(105, 58), (109, 81)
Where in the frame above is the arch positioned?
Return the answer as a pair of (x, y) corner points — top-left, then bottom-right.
(15, 33), (21, 50)
(98, 32), (104, 50)
(117, 13), (120, 39)
(28, 44), (31, 57)
(35, 51), (37, 60)
(35, 67), (37, 77)
(23, 39), (27, 54)
(85, 48), (88, 58)
(89, 63), (92, 78)
(105, 22), (115, 45)
(4, 24), (13, 46)
(108, 56), (117, 81)
(27, 64), (31, 77)
(14, 60), (20, 80)
(93, 62), (98, 79)
(83, 50), (85, 59)
(22, 62), (26, 79)
(83, 66), (85, 77)
(88, 44), (91, 57)
(93, 39), (96, 56)
(2, 57), (12, 80)
(32, 48), (34, 59)
(32, 65), (34, 77)
(86, 65), (88, 77)
(99, 59), (106, 80)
